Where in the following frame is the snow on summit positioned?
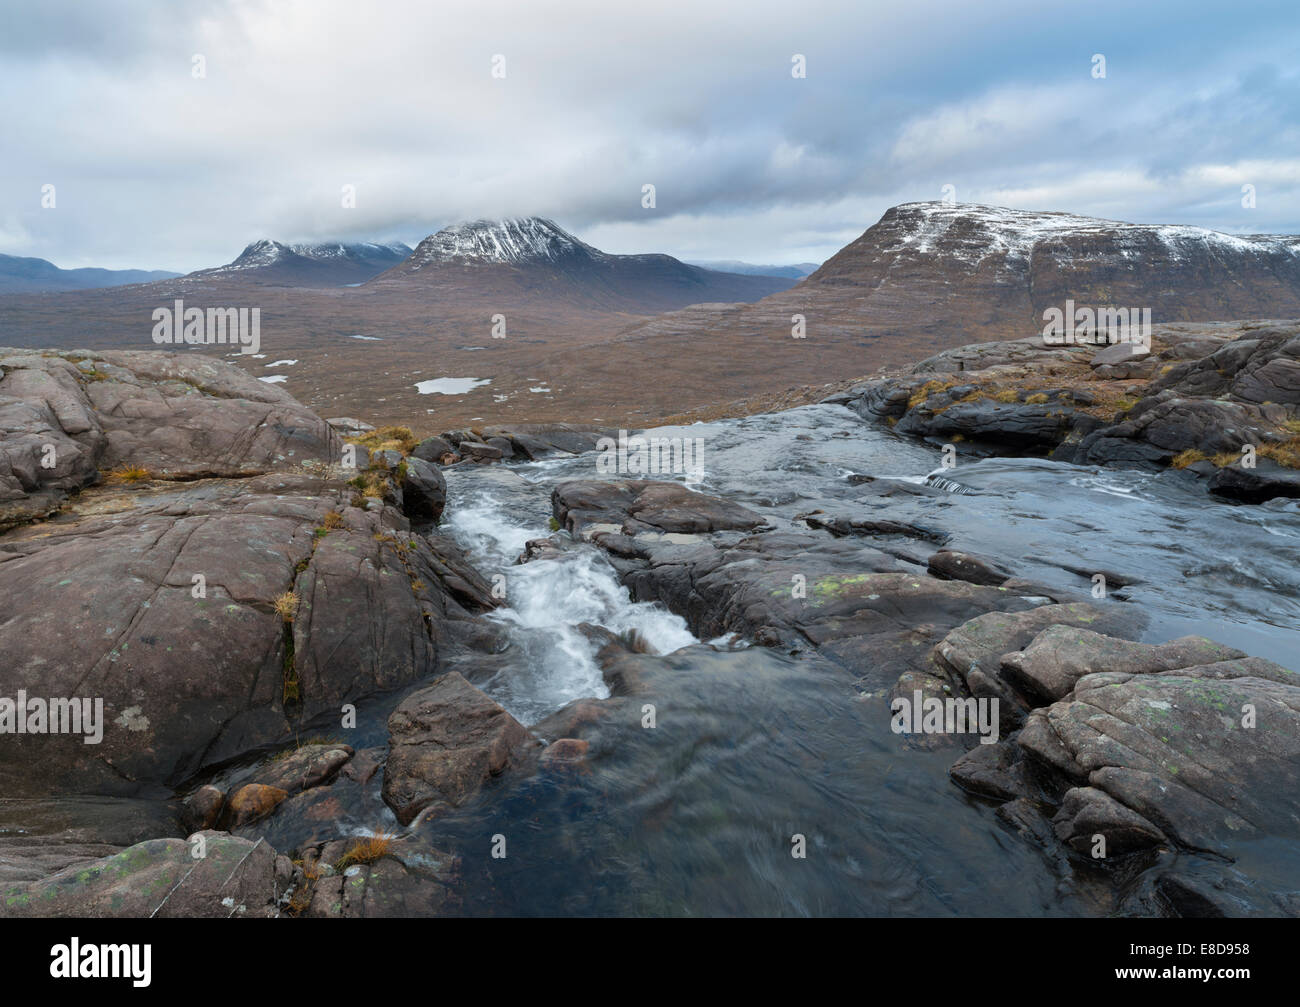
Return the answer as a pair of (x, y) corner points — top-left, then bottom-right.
(889, 202), (1300, 264)
(213, 239), (413, 272)
(405, 217), (602, 269)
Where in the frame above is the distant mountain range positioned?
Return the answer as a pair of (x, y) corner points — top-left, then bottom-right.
(2, 203), (1297, 430)
(0, 254), (180, 294)
(687, 260), (819, 279)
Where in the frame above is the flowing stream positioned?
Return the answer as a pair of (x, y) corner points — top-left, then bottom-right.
(418, 403), (1300, 915)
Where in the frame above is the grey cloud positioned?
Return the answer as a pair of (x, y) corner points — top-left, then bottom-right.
(0, 0), (1296, 271)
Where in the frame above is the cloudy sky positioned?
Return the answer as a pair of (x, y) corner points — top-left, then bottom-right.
(3, 0), (1298, 271)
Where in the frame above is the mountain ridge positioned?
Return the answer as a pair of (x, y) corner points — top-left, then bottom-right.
(0, 253), (180, 294)
(191, 238), (415, 286)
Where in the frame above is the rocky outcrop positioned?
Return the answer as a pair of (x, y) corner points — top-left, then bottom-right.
(933, 603), (1148, 729)
(841, 321), (1300, 502)
(0, 474), (489, 795)
(1023, 657), (1300, 853)
(1, 832), (288, 918)
(997, 627), (1244, 704)
(0, 352), (499, 799)
(946, 613), (1300, 908)
(547, 480), (1137, 709)
(0, 347), (341, 530)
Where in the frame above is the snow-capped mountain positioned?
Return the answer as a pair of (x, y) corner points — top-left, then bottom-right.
(404, 218), (600, 268)
(193, 239), (414, 286)
(375, 216), (797, 311)
(812, 201), (1300, 282)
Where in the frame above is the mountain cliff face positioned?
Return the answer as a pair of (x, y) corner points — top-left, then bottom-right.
(373, 217), (796, 311)
(192, 239), (414, 286)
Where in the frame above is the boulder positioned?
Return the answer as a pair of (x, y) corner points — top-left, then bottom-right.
(400, 454), (447, 522)
(412, 435), (457, 464)
(927, 549), (1012, 586)
(381, 672), (538, 825)
(553, 479), (768, 536)
(484, 436), (515, 458)
(250, 744), (354, 796)
(458, 440), (503, 462)
(182, 785), (225, 832)
(223, 784), (289, 827)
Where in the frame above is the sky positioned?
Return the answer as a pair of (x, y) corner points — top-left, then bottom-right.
(2, 0), (1298, 272)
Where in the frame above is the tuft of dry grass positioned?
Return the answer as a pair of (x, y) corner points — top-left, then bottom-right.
(1259, 438), (1300, 469)
(285, 886), (312, 915)
(104, 464), (153, 484)
(351, 426), (418, 455)
(348, 470), (389, 500)
(1172, 438), (1300, 471)
(274, 591), (299, 623)
(1024, 392), (1049, 404)
(906, 379), (956, 410)
(1072, 384), (1143, 421)
(336, 833), (395, 871)
(322, 509), (344, 530)
(1171, 448), (1207, 469)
